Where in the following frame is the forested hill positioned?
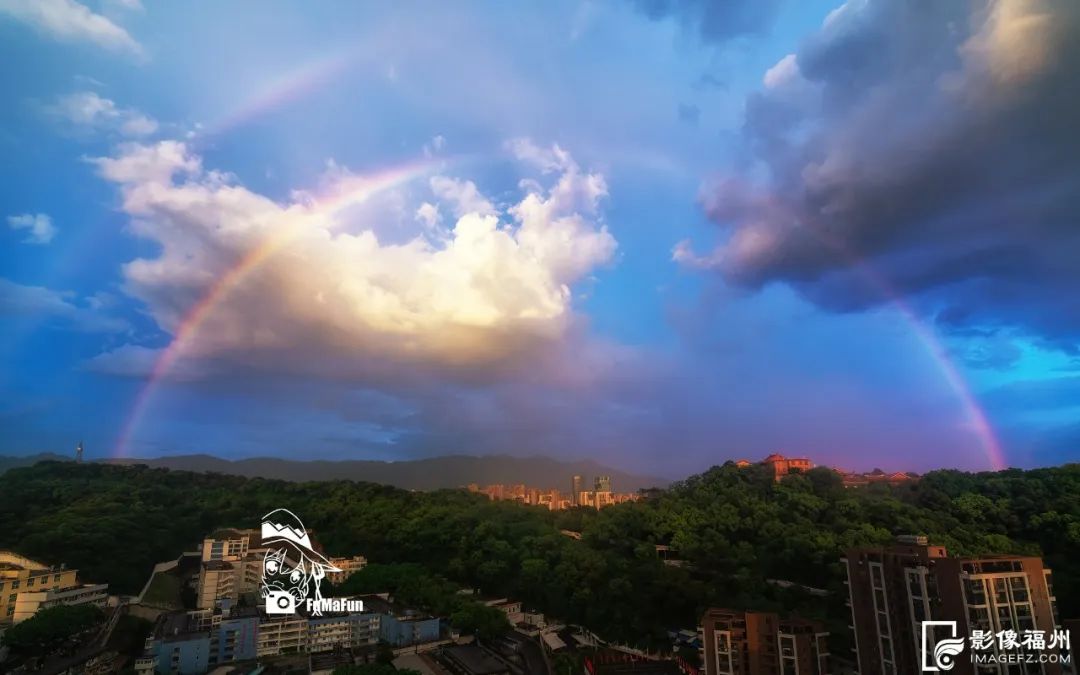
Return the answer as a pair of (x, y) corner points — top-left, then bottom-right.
(0, 461), (1076, 649)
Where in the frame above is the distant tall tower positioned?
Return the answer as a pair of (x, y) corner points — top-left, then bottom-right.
(594, 475), (611, 492)
(571, 475), (583, 506)
(75, 440), (83, 463)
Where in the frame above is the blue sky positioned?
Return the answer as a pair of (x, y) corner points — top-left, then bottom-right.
(1, 0), (1078, 477)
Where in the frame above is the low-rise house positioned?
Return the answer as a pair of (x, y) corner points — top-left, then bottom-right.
(360, 594), (442, 646)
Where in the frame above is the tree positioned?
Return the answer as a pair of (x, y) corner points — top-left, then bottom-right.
(2, 460), (1078, 654)
(375, 641), (397, 665)
(449, 603), (512, 640)
(1, 604), (104, 656)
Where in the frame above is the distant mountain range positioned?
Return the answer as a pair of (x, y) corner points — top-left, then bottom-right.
(0, 453), (669, 492)
(0, 453), (70, 475)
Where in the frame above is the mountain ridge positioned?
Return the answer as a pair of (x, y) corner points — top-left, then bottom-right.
(0, 453), (669, 492)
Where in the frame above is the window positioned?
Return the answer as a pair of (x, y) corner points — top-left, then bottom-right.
(913, 602), (926, 622)
(966, 580), (987, 605)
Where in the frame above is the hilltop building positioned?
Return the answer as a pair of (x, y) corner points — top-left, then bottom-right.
(734, 455), (919, 487)
(761, 454), (813, 482)
(699, 608), (829, 675)
(0, 551), (107, 624)
(842, 535), (1064, 675)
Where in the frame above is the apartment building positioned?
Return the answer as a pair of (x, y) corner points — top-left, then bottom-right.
(0, 551), (107, 624)
(256, 613), (308, 657)
(843, 535), (1062, 675)
(699, 608), (829, 675)
(307, 611), (381, 652)
(326, 555), (368, 585)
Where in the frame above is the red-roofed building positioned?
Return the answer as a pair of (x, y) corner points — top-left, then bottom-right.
(761, 454), (813, 482)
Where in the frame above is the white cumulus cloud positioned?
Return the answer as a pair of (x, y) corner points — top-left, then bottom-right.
(48, 91), (158, 138)
(90, 140), (617, 382)
(429, 176), (497, 218)
(7, 213), (56, 244)
(0, 0), (142, 55)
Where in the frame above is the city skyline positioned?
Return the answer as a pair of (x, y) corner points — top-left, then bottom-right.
(2, 0), (1079, 476)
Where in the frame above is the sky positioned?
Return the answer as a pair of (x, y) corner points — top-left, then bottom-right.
(1, 0), (1078, 478)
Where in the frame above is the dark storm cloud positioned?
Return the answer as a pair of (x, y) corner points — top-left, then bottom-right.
(684, 0), (1080, 351)
(632, 0), (782, 43)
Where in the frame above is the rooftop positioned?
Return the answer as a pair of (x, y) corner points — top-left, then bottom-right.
(358, 594), (433, 620)
(155, 612), (205, 642)
(586, 652), (681, 675)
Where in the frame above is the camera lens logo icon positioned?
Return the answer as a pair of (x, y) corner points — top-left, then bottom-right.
(265, 590), (297, 615)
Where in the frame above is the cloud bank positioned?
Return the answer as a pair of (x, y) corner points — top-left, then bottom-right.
(677, 0), (1080, 353)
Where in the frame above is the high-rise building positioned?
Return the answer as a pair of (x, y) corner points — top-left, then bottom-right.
(699, 608), (829, 675)
(572, 475), (583, 506)
(842, 535), (1063, 675)
(594, 475), (612, 493)
(198, 528), (265, 605)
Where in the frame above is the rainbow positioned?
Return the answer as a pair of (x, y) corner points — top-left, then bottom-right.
(802, 257), (1007, 471)
(110, 158), (1008, 469)
(886, 295), (1006, 471)
(201, 50), (356, 138)
(112, 158), (453, 458)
